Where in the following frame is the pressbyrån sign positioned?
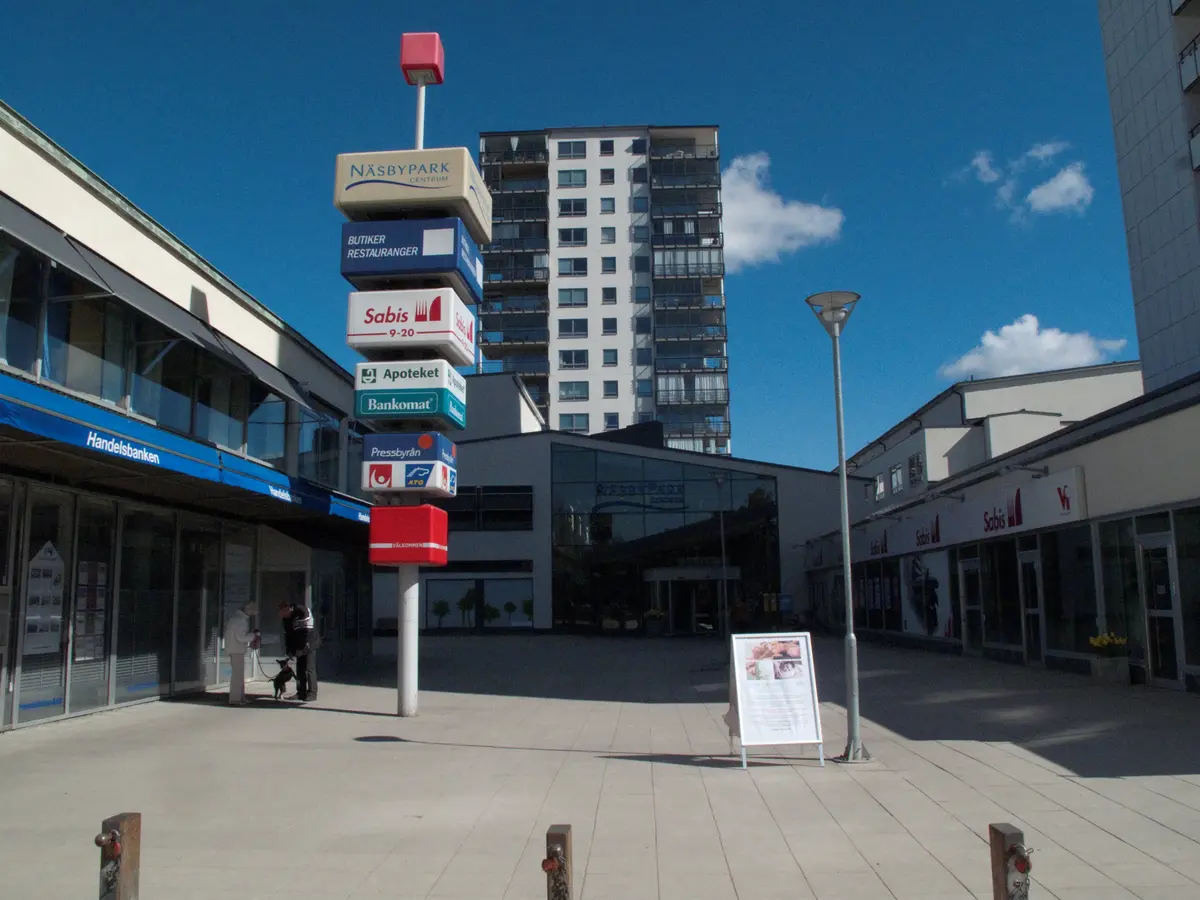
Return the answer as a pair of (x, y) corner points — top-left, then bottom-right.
(362, 432), (456, 469)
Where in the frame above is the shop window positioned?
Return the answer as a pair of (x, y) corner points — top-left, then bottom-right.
(0, 236), (44, 374)
(194, 354), (249, 450)
(1040, 525), (1098, 654)
(1171, 508), (1200, 667)
(115, 508), (176, 702)
(44, 294), (129, 406)
(131, 315), (195, 434)
(298, 400), (341, 488)
(247, 387), (287, 468)
(981, 539), (1021, 646)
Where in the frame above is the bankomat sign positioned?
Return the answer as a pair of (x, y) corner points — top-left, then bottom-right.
(340, 218), (483, 304)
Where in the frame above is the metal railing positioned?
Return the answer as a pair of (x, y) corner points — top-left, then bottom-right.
(651, 201), (721, 218)
(479, 297), (549, 315)
(483, 236), (549, 252)
(489, 178), (549, 193)
(479, 328), (550, 345)
(653, 263), (725, 278)
(481, 149), (549, 165)
(654, 324), (727, 341)
(649, 144), (720, 160)
(479, 357), (551, 375)
(485, 267), (550, 283)
(661, 421), (731, 438)
(491, 206), (549, 223)
(652, 232), (723, 248)
(650, 173), (722, 189)
(655, 356), (728, 372)
(656, 389), (730, 405)
(653, 294), (724, 310)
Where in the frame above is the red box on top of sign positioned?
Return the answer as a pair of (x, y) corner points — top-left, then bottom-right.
(400, 33), (445, 85)
(369, 505), (448, 567)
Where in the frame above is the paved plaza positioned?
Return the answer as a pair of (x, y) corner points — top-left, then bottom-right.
(0, 636), (1198, 899)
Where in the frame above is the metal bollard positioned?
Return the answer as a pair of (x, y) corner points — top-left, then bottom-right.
(541, 824), (572, 900)
(989, 822), (1032, 900)
(96, 812), (141, 900)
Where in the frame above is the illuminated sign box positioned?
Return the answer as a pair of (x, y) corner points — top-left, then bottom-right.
(362, 459), (456, 497)
(369, 504), (449, 566)
(362, 432), (457, 468)
(354, 360), (466, 429)
(333, 147), (492, 245)
(346, 287), (476, 366)
(341, 218), (483, 306)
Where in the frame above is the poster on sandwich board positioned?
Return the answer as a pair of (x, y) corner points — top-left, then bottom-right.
(724, 632), (824, 768)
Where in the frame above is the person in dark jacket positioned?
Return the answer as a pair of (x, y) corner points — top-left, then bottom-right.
(278, 601), (318, 701)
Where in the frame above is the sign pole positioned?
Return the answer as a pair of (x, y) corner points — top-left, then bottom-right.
(398, 562), (419, 716)
(414, 76), (427, 150)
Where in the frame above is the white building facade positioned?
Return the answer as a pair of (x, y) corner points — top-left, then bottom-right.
(1099, 0), (1200, 390)
(477, 126), (730, 455)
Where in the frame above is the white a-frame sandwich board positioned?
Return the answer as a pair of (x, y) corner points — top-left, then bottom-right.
(724, 632), (824, 769)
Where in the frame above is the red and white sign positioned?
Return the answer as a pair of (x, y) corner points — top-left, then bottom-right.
(851, 466), (1088, 560)
(369, 505), (449, 567)
(346, 286), (476, 366)
(361, 460), (456, 497)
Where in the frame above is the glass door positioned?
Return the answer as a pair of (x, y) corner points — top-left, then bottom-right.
(0, 478), (18, 730)
(175, 524), (221, 695)
(68, 499), (116, 714)
(959, 559), (983, 654)
(15, 489), (75, 724)
(1018, 554), (1044, 664)
(1137, 538), (1184, 688)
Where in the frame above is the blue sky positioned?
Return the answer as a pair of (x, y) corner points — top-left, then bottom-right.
(0, 0), (1133, 470)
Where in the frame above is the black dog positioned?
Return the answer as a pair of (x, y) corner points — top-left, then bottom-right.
(272, 659), (296, 700)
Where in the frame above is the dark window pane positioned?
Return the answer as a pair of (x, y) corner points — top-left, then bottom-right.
(1041, 526), (1097, 654)
(130, 316), (194, 433)
(194, 355), (248, 449)
(44, 297), (128, 404)
(0, 237), (44, 373)
(247, 387), (287, 467)
(298, 402), (341, 488)
(552, 444), (595, 481)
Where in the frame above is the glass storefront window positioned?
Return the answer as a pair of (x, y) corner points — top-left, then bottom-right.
(44, 294), (128, 405)
(427, 579), (479, 629)
(0, 236), (43, 374)
(484, 579), (534, 628)
(346, 426), (366, 500)
(115, 509), (176, 701)
(130, 315), (194, 434)
(68, 499), (115, 713)
(299, 401), (341, 488)
(247, 387), (287, 467)
(1040, 525), (1098, 653)
(1100, 519), (1144, 663)
(1172, 507), (1200, 667)
(194, 353), (249, 450)
(982, 539), (1021, 646)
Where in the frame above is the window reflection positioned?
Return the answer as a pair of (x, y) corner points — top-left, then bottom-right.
(247, 387), (286, 468)
(45, 295), (128, 405)
(131, 317), (194, 433)
(0, 237), (44, 373)
(299, 401), (341, 488)
(193, 354), (248, 450)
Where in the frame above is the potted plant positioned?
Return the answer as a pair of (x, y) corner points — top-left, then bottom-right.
(483, 604), (501, 628)
(644, 607), (666, 637)
(1088, 632), (1129, 685)
(503, 600), (517, 625)
(431, 600), (450, 630)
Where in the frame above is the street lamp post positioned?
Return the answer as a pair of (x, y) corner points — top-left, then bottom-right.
(712, 472), (729, 643)
(806, 291), (870, 764)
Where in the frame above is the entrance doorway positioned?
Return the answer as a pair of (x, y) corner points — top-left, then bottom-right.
(959, 558), (983, 654)
(1137, 537), (1185, 688)
(644, 566), (740, 636)
(1018, 552), (1044, 664)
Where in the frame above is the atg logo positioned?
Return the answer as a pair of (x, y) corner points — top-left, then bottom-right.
(405, 465), (432, 488)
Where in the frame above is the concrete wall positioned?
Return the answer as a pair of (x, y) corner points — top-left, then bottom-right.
(961, 368), (1144, 422)
(1100, 0), (1200, 390)
(983, 413), (1064, 459)
(454, 374), (544, 442)
(0, 122), (355, 414)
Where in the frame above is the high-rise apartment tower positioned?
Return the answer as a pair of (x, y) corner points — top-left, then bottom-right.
(1099, 0), (1200, 389)
(477, 126), (731, 454)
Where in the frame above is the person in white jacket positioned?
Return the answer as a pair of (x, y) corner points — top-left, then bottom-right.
(224, 601), (259, 705)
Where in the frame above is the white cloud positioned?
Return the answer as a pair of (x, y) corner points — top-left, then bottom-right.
(939, 314), (1127, 380)
(721, 152), (844, 272)
(954, 140), (1090, 219)
(1026, 162), (1095, 214)
(970, 151), (1001, 184)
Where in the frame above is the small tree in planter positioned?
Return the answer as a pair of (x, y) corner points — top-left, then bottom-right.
(457, 594), (475, 627)
(431, 600), (450, 629)
(483, 604), (501, 627)
(1088, 632), (1129, 684)
(522, 598), (534, 623)
(644, 607), (666, 637)
(503, 600), (517, 625)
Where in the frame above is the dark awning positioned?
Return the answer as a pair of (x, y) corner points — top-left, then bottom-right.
(214, 334), (312, 410)
(0, 194), (96, 279)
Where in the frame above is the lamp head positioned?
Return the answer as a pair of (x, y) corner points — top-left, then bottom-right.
(805, 291), (860, 336)
(400, 33), (445, 86)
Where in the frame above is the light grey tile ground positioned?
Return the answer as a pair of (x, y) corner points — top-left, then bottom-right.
(0, 636), (1198, 900)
